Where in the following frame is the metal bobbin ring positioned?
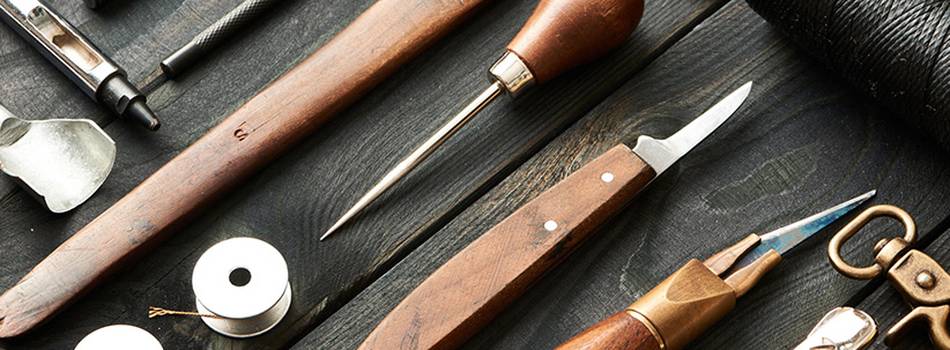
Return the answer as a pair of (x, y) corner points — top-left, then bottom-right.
(192, 237), (292, 338)
(828, 205), (917, 280)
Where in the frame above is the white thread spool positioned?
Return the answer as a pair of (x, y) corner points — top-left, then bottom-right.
(192, 237), (292, 338)
(75, 325), (163, 350)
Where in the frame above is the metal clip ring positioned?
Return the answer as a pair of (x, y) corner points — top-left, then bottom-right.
(828, 205), (916, 279)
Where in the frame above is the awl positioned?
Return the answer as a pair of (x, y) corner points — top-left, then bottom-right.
(555, 191), (875, 350)
(0, 0), (493, 337)
(358, 82), (752, 350)
(323, 0), (646, 239)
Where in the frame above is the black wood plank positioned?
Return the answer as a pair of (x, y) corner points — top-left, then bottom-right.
(0, 0), (374, 348)
(296, 1), (950, 349)
(0, 0), (732, 349)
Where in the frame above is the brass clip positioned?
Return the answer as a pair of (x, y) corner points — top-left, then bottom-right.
(827, 205), (950, 349)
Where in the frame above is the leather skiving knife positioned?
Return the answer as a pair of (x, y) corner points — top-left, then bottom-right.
(357, 81), (753, 350)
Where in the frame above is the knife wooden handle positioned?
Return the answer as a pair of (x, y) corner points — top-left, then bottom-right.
(0, 0), (491, 337)
(555, 311), (660, 350)
(358, 144), (655, 350)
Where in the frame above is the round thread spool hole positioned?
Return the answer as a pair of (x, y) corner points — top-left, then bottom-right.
(229, 268), (251, 287)
(193, 237), (291, 338)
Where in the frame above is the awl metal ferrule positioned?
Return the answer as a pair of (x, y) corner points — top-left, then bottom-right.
(0, 0), (158, 129)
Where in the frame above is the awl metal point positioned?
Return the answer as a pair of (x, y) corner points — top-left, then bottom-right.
(322, 0), (646, 240)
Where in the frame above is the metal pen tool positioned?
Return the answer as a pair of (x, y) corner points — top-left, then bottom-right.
(555, 191), (876, 350)
(0, 0), (160, 130)
(141, 0), (280, 92)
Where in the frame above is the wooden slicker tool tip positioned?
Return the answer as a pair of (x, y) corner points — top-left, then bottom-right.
(507, 0), (645, 83)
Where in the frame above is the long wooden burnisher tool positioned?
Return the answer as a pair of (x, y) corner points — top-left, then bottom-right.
(0, 0), (492, 337)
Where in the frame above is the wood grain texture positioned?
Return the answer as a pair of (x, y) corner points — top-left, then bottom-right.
(0, 0), (351, 347)
(0, 0), (729, 348)
(507, 0), (644, 83)
(1, 0), (948, 349)
(298, 1), (950, 349)
(0, 0), (491, 338)
(358, 145), (654, 350)
(554, 312), (660, 350)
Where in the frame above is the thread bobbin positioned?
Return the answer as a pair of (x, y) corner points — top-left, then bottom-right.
(192, 237), (292, 338)
(75, 324), (163, 350)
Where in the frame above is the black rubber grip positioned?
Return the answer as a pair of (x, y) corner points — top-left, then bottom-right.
(192, 0), (280, 50)
(161, 0), (280, 77)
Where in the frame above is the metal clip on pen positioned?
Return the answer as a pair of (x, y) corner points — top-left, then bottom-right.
(829, 205), (950, 350)
(0, 0), (160, 130)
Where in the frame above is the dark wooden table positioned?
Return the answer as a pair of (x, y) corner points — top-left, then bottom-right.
(0, 0), (946, 349)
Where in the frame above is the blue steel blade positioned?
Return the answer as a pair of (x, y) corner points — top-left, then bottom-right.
(732, 190), (876, 270)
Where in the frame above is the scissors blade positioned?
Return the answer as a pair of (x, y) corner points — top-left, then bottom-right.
(632, 81), (752, 176)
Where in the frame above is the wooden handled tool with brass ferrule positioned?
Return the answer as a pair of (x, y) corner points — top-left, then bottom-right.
(0, 0), (493, 338)
(358, 83), (753, 350)
(322, 0), (647, 239)
(556, 191), (877, 350)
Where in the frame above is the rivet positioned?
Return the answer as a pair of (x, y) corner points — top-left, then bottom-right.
(544, 220), (558, 231)
(916, 271), (936, 290)
(601, 172), (614, 183)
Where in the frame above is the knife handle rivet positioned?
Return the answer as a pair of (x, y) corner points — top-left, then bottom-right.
(600, 172), (615, 183)
(544, 220), (559, 232)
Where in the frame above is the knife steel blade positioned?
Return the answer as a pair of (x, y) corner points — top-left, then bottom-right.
(358, 82), (753, 350)
(633, 81), (752, 175)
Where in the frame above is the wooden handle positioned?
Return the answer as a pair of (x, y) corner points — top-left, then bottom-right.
(507, 0), (644, 83)
(555, 312), (661, 350)
(0, 0), (491, 338)
(358, 144), (655, 350)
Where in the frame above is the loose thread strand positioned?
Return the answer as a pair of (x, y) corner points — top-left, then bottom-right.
(148, 306), (224, 319)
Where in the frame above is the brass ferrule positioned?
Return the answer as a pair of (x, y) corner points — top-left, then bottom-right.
(488, 51), (535, 96)
(628, 260), (737, 350)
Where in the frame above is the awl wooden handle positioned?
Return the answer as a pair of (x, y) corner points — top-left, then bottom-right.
(358, 144), (656, 350)
(508, 0), (644, 83)
(0, 0), (492, 337)
(555, 311), (661, 350)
